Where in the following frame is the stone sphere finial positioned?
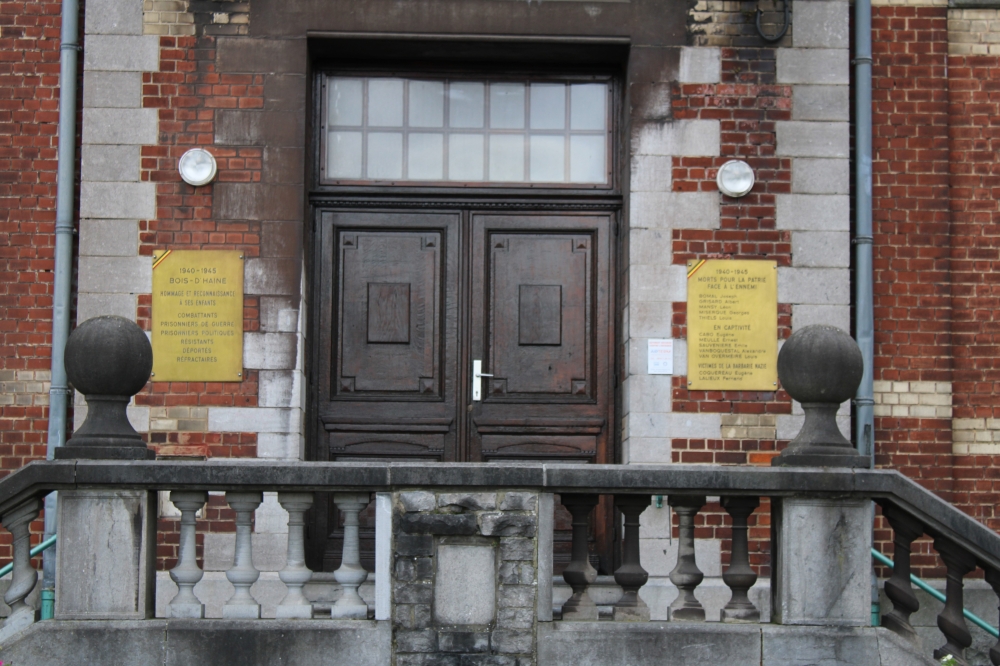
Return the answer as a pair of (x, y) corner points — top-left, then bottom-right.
(55, 316), (155, 460)
(771, 324), (868, 468)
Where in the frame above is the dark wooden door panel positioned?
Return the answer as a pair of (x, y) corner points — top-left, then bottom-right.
(469, 213), (613, 463)
(316, 211), (460, 460)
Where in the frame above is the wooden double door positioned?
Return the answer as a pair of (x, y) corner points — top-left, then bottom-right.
(309, 206), (616, 571)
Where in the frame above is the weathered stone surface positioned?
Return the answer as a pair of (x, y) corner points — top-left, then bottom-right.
(400, 491), (436, 512)
(491, 630), (533, 654)
(434, 544), (496, 626)
(498, 585), (535, 609)
(394, 583), (434, 605)
(395, 535), (434, 557)
(500, 492), (537, 511)
(438, 492), (497, 511)
(56, 490), (154, 618)
(438, 632), (490, 653)
(479, 512), (536, 537)
(500, 539), (535, 561)
(399, 513), (478, 535)
(397, 629), (438, 653)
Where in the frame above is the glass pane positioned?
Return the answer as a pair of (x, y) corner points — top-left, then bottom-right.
(490, 83), (525, 129)
(367, 132), (403, 179)
(409, 81), (445, 128)
(489, 134), (525, 181)
(570, 135), (606, 183)
(329, 78), (363, 126)
(408, 133), (444, 180)
(449, 134), (484, 181)
(327, 131), (362, 178)
(570, 83), (606, 130)
(530, 135), (565, 182)
(368, 79), (404, 127)
(530, 83), (565, 130)
(450, 82), (485, 128)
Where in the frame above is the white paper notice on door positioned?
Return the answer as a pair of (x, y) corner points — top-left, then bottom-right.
(647, 339), (674, 375)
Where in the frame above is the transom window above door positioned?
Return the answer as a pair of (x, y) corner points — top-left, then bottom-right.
(321, 76), (610, 185)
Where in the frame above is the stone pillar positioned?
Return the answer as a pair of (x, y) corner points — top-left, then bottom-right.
(168, 491), (208, 619)
(276, 492), (314, 619)
(55, 490), (156, 619)
(331, 493), (369, 619)
(771, 497), (871, 625)
(0, 498), (41, 639)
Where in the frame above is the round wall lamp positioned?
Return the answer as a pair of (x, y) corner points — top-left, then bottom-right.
(716, 159), (755, 198)
(178, 148), (218, 187)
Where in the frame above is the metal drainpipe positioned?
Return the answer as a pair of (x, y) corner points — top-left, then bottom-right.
(41, 0), (81, 621)
(853, 0), (877, 627)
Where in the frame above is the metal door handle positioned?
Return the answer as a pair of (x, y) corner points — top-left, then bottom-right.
(472, 359), (492, 402)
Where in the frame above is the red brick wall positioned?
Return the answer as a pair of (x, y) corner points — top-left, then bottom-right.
(0, 0), (76, 560)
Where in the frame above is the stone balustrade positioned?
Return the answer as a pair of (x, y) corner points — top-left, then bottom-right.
(0, 460), (996, 665)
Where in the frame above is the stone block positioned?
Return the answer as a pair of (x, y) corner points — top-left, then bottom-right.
(260, 296), (300, 333)
(791, 304), (850, 332)
(396, 535), (434, 557)
(83, 35), (160, 72)
(629, 412), (720, 440)
(400, 491), (436, 512)
(633, 119), (720, 157)
(793, 0), (850, 49)
(262, 147), (306, 185)
(776, 121), (850, 158)
(792, 158), (849, 194)
(624, 437), (671, 464)
(375, 493), (392, 621)
(792, 85), (849, 122)
(492, 630), (533, 654)
(264, 74), (307, 112)
(791, 231), (850, 267)
(628, 302), (672, 338)
(79, 219), (138, 257)
(629, 191), (719, 230)
(500, 493), (537, 512)
(78, 255), (151, 293)
(629, 155), (673, 193)
(629, 263), (686, 303)
(215, 110), (304, 147)
(397, 629), (438, 652)
(771, 498), (870, 626)
(82, 108), (159, 145)
(438, 493), (497, 511)
(208, 407), (302, 434)
(762, 626), (879, 665)
(85, 0), (143, 34)
(623, 374), (672, 415)
(398, 513), (478, 535)
(776, 194), (849, 232)
(435, 544), (497, 625)
(76, 292), (136, 322)
(395, 582), (433, 605)
(83, 71), (142, 108)
(256, 432), (302, 460)
(245, 258), (302, 296)
(56, 490), (155, 619)
(214, 183), (303, 221)
(678, 47), (721, 83)
(216, 37), (307, 73)
(537, 493), (553, 622)
(244, 332), (298, 370)
(777, 267), (849, 305)
(627, 229), (672, 267)
(499, 539), (534, 562)
(777, 49), (850, 85)
(79, 181), (156, 220)
(258, 370), (303, 408)
(81, 144), (141, 182)
(478, 513), (536, 537)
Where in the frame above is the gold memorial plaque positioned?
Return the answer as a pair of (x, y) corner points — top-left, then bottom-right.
(686, 259), (777, 391)
(151, 250), (244, 382)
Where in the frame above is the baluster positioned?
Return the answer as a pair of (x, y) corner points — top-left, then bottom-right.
(276, 492), (315, 619)
(331, 493), (370, 619)
(879, 503), (923, 640)
(720, 496), (760, 622)
(168, 491), (208, 618)
(561, 494), (599, 621)
(668, 495), (706, 621)
(613, 494), (650, 621)
(932, 536), (976, 666)
(1, 498), (41, 629)
(983, 565), (1000, 666)
(223, 491), (263, 619)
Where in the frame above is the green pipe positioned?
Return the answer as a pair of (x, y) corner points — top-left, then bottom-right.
(0, 534), (57, 579)
(872, 548), (999, 638)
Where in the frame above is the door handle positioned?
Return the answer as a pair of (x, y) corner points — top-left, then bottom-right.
(472, 359), (493, 402)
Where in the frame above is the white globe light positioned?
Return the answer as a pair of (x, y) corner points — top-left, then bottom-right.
(178, 148), (218, 187)
(716, 159), (755, 198)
